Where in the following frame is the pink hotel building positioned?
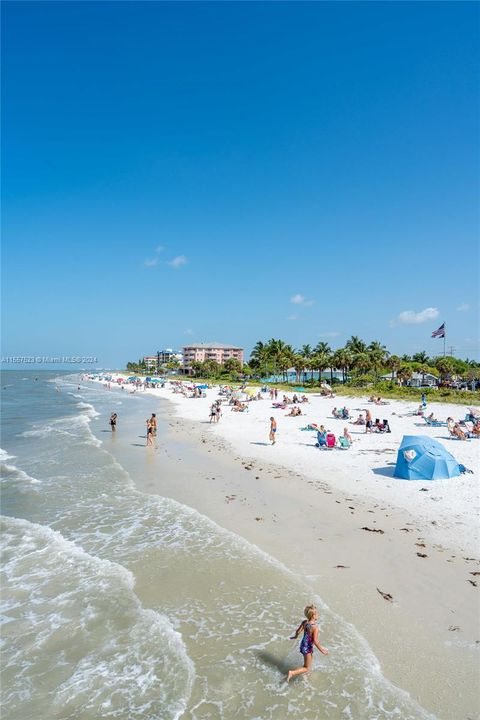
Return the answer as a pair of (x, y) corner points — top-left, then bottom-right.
(182, 343), (244, 373)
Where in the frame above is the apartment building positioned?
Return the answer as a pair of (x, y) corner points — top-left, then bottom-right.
(182, 343), (244, 373)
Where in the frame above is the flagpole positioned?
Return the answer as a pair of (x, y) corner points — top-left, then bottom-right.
(444, 322), (446, 357)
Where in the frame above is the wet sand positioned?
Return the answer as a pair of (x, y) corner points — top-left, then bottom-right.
(105, 393), (479, 720)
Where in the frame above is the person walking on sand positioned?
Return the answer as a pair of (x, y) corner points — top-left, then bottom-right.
(109, 413), (117, 432)
(286, 605), (329, 682)
(150, 413), (157, 436)
(269, 417), (277, 445)
(146, 419), (154, 446)
(210, 403), (216, 423)
(365, 409), (373, 433)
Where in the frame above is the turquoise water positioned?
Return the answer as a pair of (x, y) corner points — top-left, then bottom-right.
(0, 371), (436, 719)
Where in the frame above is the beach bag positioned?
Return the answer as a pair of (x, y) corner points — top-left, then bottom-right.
(326, 433), (336, 448)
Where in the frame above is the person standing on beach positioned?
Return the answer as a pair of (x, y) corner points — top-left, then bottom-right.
(109, 413), (117, 432)
(150, 413), (157, 436)
(286, 605), (329, 682)
(269, 417), (277, 445)
(365, 409), (373, 433)
(146, 419), (154, 446)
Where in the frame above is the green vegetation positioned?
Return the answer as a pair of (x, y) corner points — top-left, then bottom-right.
(125, 336), (480, 405)
(246, 337), (480, 404)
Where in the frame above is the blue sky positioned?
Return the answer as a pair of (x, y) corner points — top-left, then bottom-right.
(2, 1), (478, 368)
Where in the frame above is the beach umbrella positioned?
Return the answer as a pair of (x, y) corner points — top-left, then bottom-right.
(394, 435), (461, 481)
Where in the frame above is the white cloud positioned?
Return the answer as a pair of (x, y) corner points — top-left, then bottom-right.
(144, 258), (158, 267)
(291, 294), (305, 305)
(184, 328), (194, 335)
(397, 307), (439, 325)
(155, 245), (165, 254)
(457, 303), (470, 312)
(168, 255), (188, 268)
(319, 331), (340, 338)
(290, 293), (314, 306)
(287, 314), (298, 321)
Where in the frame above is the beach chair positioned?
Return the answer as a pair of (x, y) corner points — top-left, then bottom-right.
(316, 431), (327, 448)
(337, 436), (351, 449)
(326, 433), (336, 449)
(423, 416), (445, 427)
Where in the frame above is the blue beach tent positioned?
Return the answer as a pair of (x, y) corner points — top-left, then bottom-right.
(394, 435), (461, 481)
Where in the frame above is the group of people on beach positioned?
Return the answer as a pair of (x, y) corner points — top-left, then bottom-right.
(210, 401), (223, 422)
(109, 412), (158, 446)
(146, 413), (157, 445)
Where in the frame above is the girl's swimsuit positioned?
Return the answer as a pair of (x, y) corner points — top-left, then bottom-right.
(299, 622), (314, 655)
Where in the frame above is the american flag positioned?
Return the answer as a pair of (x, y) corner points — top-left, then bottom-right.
(431, 323), (445, 338)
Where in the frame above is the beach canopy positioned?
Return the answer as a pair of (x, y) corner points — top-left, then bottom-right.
(394, 435), (461, 481)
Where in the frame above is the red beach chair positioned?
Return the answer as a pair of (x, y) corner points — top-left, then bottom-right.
(326, 433), (336, 449)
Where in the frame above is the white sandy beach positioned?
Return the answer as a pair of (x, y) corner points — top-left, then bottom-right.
(91, 376), (480, 719)
(156, 384), (479, 557)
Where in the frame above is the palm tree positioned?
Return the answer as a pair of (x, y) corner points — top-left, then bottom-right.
(314, 342), (332, 381)
(314, 341), (331, 355)
(412, 351), (429, 364)
(435, 357), (455, 384)
(397, 364), (413, 386)
(368, 350), (385, 380)
(299, 344), (313, 381)
(346, 335), (367, 354)
(312, 352), (331, 384)
(367, 342), (388, 380)
(331, 348), (352, 383)
(417, 363), (430, 385)
(292, 353), (306, 384)
(387, 355), (402, 382)
(278, 352), (292, 383)
(353, 351), (371, 375)
(368, 340), (388, 357)
(267, 339), (290, 378)
(250, 341), (269, 376)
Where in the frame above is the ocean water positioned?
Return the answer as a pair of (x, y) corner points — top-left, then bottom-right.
(0, 371), (436, 720)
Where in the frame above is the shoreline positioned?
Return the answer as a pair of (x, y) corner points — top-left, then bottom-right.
(88, 377), (480, 720)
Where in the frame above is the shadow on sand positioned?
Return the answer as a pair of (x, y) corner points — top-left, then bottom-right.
(372, 465), (396, 478)
(250, 441), (270, 446)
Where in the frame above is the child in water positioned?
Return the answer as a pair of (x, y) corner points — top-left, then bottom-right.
(286, 604), (329, 682)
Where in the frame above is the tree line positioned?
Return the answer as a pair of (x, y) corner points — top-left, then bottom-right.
(125, 337), (479, 386)
(247, 337), (479, 386)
